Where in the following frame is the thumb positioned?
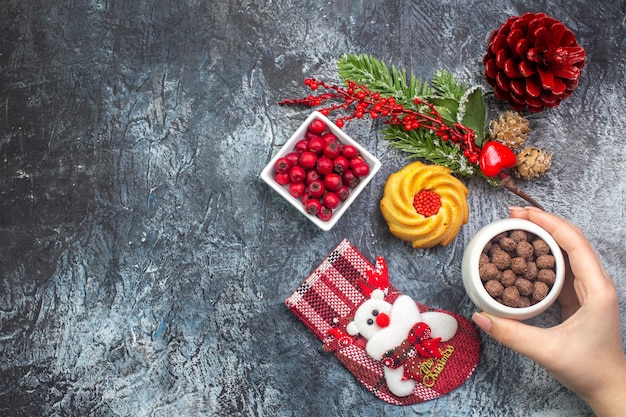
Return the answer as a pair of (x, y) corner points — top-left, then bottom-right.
(472, 312), (552, 364)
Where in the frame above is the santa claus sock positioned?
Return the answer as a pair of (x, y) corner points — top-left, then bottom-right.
(285, 239), (480, 405)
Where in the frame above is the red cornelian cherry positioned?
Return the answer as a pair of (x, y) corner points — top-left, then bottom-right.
(308, 119), (326, 135)
(323, 192), (340, 210)
(352, 163), (370, 177)
(324, 173), (343, 191)
(295, 139), (309, 153)
(321, 132), (337, 144)
(289, 165), (306, 183)
(305, 131), (321, 142)
(308, 136), (325, 155)
(305, 169), (320, 185)
(342, 169), (360, 188)
(299, 151), (318, 170)
(301, 192), (312, 204)
(275, 172), (290, 185)
(336, 185), (350, 201)
(323, 141), (341, 159)
(288, 182), (305, 198)
(284, 152), (300, 167)
(342, 145), (358, 159)
(308, 179), (325, 198)
(274, 157), (291, 173)
(305, 198), (322, 215)
(317, 205), (333, 221)
(413, 190), (441, 217)
(333, 155), (349, 173)
(349, 156), (366, 169)
(316, 157), (334, 175)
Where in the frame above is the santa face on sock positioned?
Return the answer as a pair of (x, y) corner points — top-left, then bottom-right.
(346, 289), (392, 340)
(346, 289), (459, 397)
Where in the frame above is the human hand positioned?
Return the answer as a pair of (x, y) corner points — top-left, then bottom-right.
(472, 207), (626, 417)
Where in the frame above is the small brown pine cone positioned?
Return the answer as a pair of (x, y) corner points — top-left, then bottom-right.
(489, 111), (531, 149)
(514, 147), (553, 180)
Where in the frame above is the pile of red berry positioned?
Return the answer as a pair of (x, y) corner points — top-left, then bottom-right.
(273, 118), (371, 222)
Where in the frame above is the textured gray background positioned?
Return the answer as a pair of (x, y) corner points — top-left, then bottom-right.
(1, 1), (625, 416)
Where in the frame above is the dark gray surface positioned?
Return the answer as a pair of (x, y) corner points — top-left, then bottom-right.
(1, 1), (625, 416)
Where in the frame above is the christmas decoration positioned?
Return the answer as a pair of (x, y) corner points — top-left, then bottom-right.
(479, 141), (517, 177)
(285, 240), (480, 405)
(513, 147), (553, 180)
(483, 12), (586, 112)
(488, 111), (552, 180)
(345, 279), (458, 397)
(280, 77), (482, 174)
(489, 110), (530, 149)
(280, 54), (544, 207)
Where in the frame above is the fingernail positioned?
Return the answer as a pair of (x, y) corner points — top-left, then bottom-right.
(472, 312), (492, 333)
(508, 206), (525, 212)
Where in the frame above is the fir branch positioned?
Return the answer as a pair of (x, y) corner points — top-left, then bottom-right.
(430, 69), (468, 101)
(338, 55), (488, 142)
(337, 54), (434, 107)
(382, 125), (479, 177)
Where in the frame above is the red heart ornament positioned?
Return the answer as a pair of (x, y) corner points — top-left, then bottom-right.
(479, 141), (516, 177)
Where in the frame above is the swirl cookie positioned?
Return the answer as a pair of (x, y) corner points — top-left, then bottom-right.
(380, 162), (469, 248)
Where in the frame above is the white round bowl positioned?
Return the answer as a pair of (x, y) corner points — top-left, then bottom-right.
(462, 218), (565, 320)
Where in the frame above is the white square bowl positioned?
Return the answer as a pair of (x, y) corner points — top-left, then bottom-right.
(260, 111), (381, 231)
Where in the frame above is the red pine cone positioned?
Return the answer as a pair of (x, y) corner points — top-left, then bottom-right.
(483, 12), (586, 112)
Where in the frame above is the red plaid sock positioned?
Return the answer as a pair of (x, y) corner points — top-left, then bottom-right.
(285, 239), (480, 405)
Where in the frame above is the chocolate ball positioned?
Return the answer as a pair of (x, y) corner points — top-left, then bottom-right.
(485, 280), (504, 298)
(523, 261), (538, 281)
(518, 296), (531, 308)
(492, 232), (508, 243)
(500, 269), (517, 287)
(488, 243), (503, 256)
(537, 269), (556, 285)
(479, 252), (490, 267)
(499, 236), (517, 252)
(536, 254), (555, 269)
(515, 278), (534, 296)
(511, 257), (527, 274)
(516, 241), (534, 260)
(492, 249), (512, 270)
(532, 239), (551, 256)
(510, 230), (528, 243)
(479, 263), (500, 281)
(503, 286), (521, 307)
(532, 281), (550, 301)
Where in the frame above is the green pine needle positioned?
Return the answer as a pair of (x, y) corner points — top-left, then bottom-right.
(430, 69), (468, 101)
(383, 126), (479, 177)
(337, 54), (434, 107)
